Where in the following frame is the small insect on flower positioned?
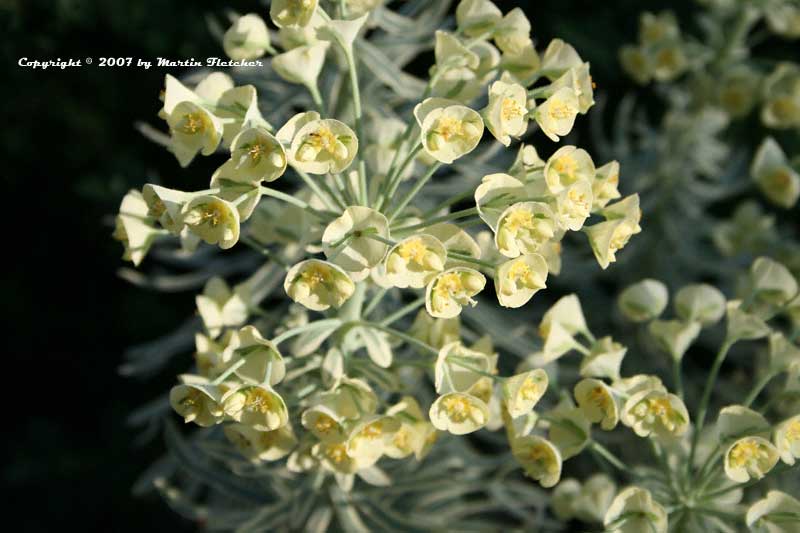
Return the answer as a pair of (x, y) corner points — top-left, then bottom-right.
(430, 392), (490, 435)
(425, 268), (487, 319)
(724, 436), (780, 483)
(290, 118), (358, 174)
(284, 259), (355, 311)
(511, 435), (563, 488)
(495, 254), (548, 308)
(503, 369), (548, 417)
(181, 195), (241, 249)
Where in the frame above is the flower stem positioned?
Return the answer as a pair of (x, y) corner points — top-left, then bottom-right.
(387, 162), (443, 223)
(259, 186), (337, 219)
(689, 340), (733, 471)
(392, 207), (480, 233)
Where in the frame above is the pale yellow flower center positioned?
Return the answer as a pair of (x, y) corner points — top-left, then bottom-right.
(314, 414), (336, 435)
(589, 386), (610, 410)
(245, 388), (276, 414)
(308, 127), (338, 154)
(181, 112), (206, 134)
(434, 272), (465, 299)
(526, 444), (558, 473)
(566, 188), (590, 215)
(180, 389), (203, 409)
(442, 395), (476, 423)
(393, 427), (411, 451)
(360, 421), (384, 439)
(501, 97), (524, 121)
(398, 238), (429, 265)
(435, 116), (465, 142)
(150, 198), (166, 218)
(730, 439), (770, 469)
(784, 420), (800, 447)
(504, 209), (534, 232)
(326, 443), (348, 464)
(553, 155), (577, 177)
(300, 265), (331, 289)
(520, 376), (541, 401)
(548, 99), (573, 120)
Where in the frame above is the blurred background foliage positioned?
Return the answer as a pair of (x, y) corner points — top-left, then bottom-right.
(2, 0), (767, 529)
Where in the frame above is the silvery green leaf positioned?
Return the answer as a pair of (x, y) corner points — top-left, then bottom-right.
(358, 326), (393, 368)
(357, 466), (392, 486)
(355, 39), (426, 99)
(322, 347), (345, 385)
(290, 319), (342, 357)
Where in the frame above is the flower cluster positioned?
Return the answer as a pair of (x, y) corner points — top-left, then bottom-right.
(113, 0), (800, 531)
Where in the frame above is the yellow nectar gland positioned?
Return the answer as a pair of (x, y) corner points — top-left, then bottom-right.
(526, 444), (557, 473)
(552, 155), (578, 177)
(180, 389), (204, 409)
(326, 443), (348, 464)
(655, 48), (681, 70)
(507, 260), (541, 290)
(392, 427), (411, 452)
(588, 386), (610, 410)
(567, 188), (590, 214)
(783, 419), (800, 448)
(769, 168), (793, 190)
(149, 198), (166, 218)
(636, 396), (680, 429)
(609, 225), (633, 253)
(308, 127), (338, 155)
(501, 97), (525, 121)
(247, 142), (269, 162)
(435, 116), (465, 142)
(314, 414), (336, 436)
(299, 265), (331, 289)
(181, 112), (206, 135)
(200, 203), (224, 227)
(504, 209), (534, 233)
(730, 438), (769, 469)
(434, 272), (465, 299)
(398, 238), (429, 265)
(245, 388), (276, 414)
(360, 421), (384, 439)
(520, 376), (541, 401)
(548, 99), (574, 120)
(442, 395), (475, 423)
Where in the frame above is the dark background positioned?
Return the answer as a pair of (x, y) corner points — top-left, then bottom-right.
(2, 0), (688, 530)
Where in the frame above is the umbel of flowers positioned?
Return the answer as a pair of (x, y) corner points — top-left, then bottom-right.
(109, 0), (800, 531)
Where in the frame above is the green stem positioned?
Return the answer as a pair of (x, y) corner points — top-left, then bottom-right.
(307, 83), (324, 115)
(689, 340), (733, 469)
(387, 163), (443, 223)
(590, 441), (629, 474)
(743, 371), (777, 407)
(294, 167), (339, 211)
(259, 186), (336, 219)
(673, 357), (684, 400)
(362, 287), (388, 318)
(448, 251), (496, 271)
(348, 320), (438, 356)
(379, 297), (426, 327)
(377, 143), (422, 210)
(272, 319), (343, 346)
(391, 207), (480, 233)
